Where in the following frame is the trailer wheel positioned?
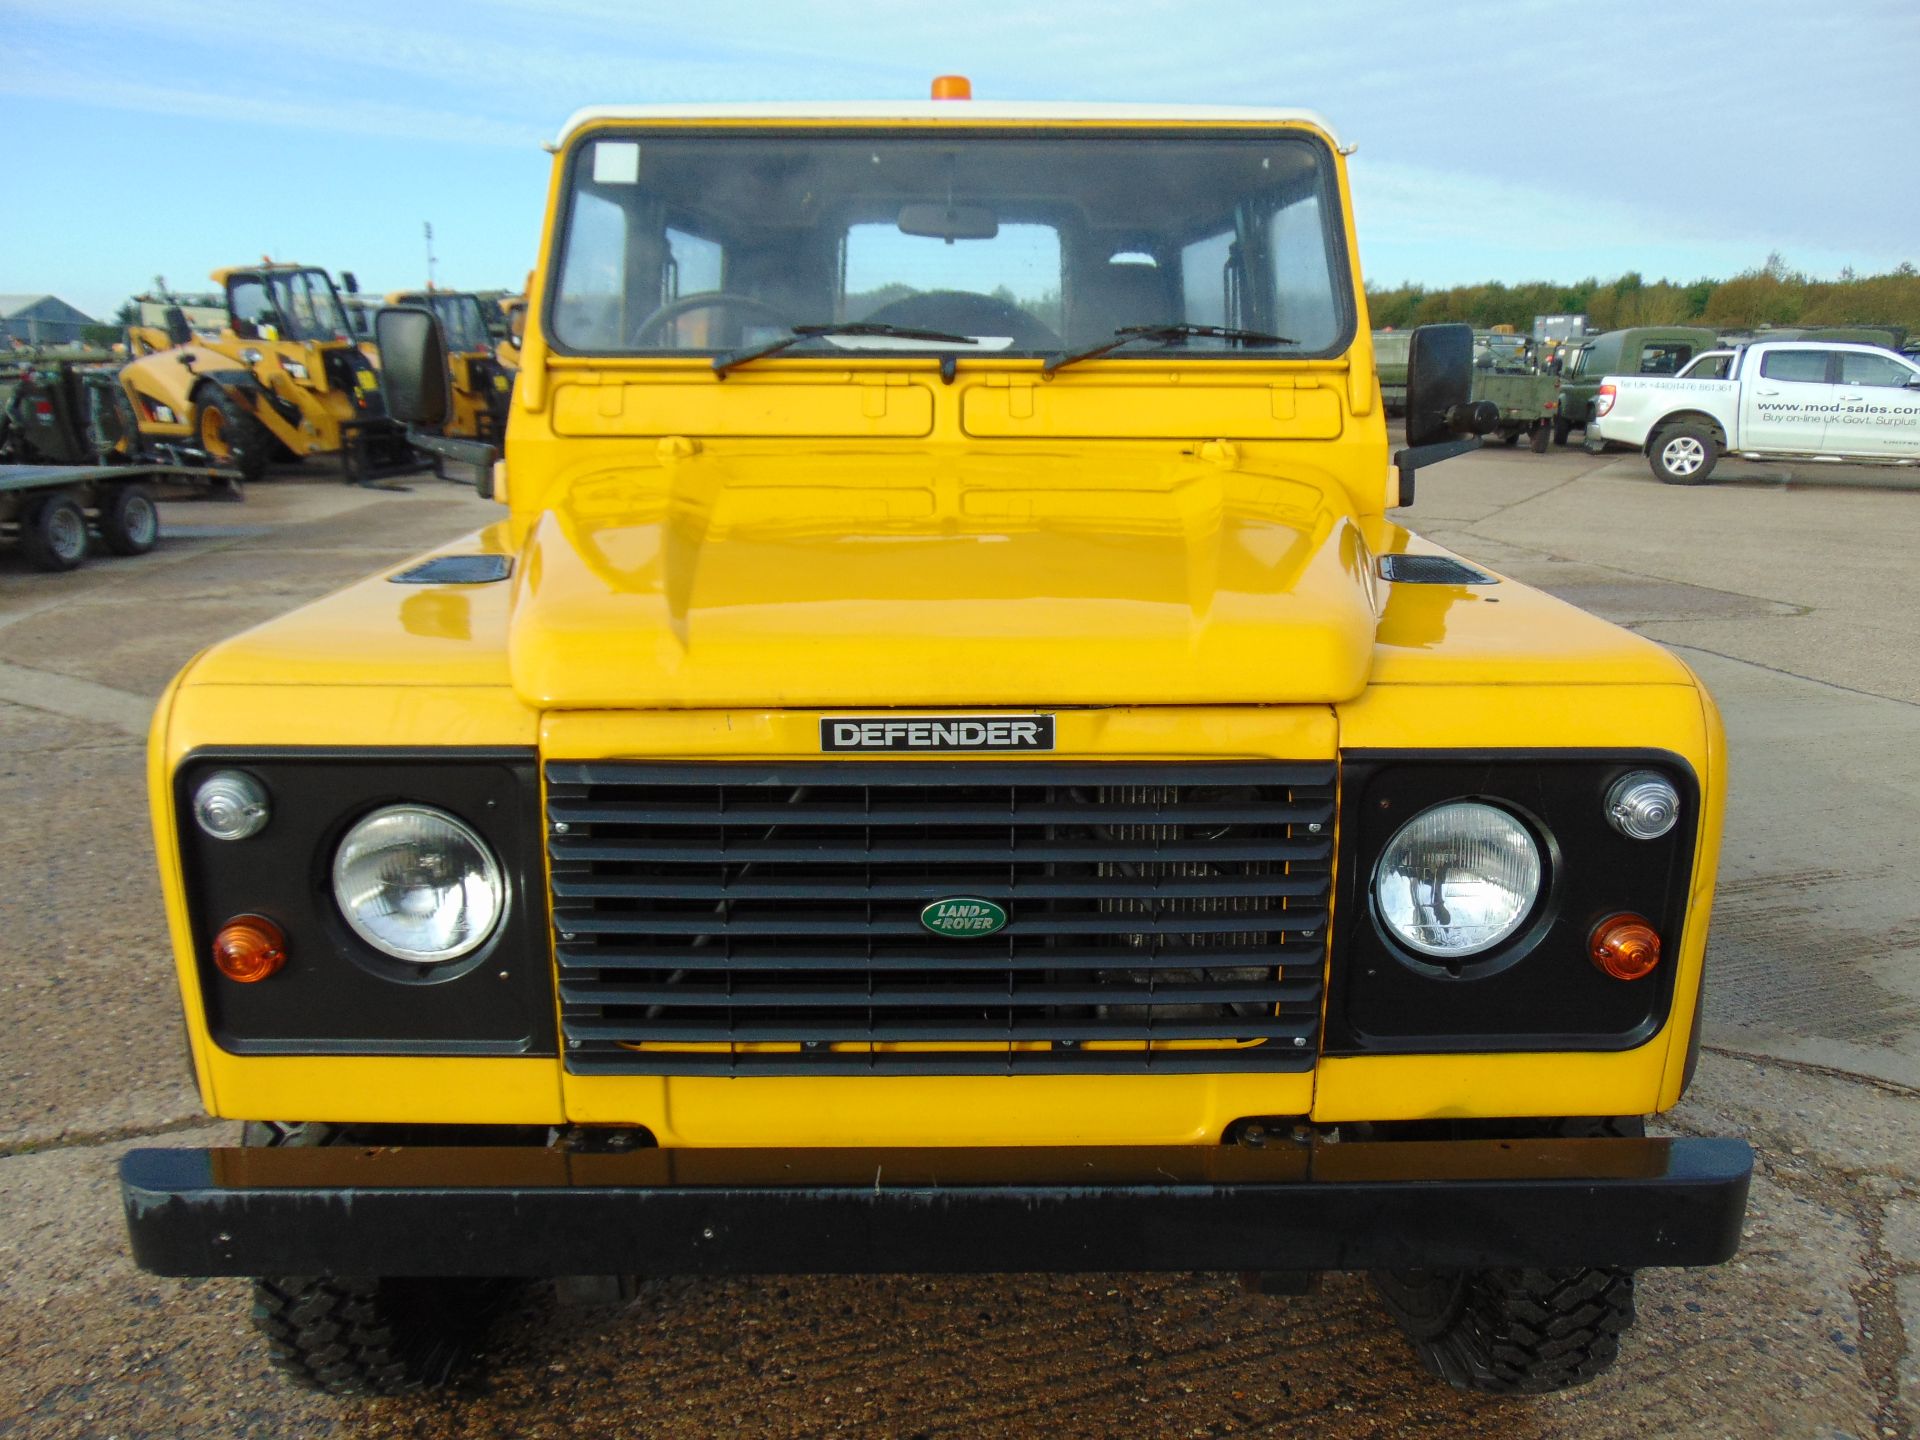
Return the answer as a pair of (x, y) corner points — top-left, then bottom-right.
(100, 484), (160, 556)
(1552, 415), (1573, 446)
(19, 495), (89, 571)
(1649, 423), (1718, 485)
(195, 388), (269, 483)
(243, 1122), (508, 1396)
(1529, 423), (1551, 454)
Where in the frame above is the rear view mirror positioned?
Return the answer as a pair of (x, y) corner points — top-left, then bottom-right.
(1405, 324), (1476, 447)
(340, 271), (359, 295)
(897, 202), (999, 241)
(375, 306), (450, 427)
(163, 306), (192, 348)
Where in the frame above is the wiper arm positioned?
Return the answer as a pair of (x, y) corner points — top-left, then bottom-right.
(1042, 322), (1296, 375)
(712, 322), (978, 377)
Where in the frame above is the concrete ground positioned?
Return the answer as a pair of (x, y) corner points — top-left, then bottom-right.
(0, 447), (1915, 1439)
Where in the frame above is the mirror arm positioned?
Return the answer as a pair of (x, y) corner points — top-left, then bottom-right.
(1391, 436), (1481, 508)
(404, 427), (500, 498)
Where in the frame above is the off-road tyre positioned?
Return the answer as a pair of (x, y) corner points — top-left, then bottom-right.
(1369, 1115), (1643, 1394)
(244, 1121), (506, 1396)
(1529, 422), (1551, 454)
(1552, 414), (1573, 446)
(19, 494), (88, 571)
(194, 386), (269, 483)
(99, 483), (159, 556)
(1649, 421), (1718, 485)
(1373, 1265), (1635, 1394)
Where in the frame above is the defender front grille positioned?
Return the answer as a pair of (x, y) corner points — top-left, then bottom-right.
(545, 762), (1335, 1075)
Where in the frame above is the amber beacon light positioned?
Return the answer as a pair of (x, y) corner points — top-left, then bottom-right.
(1589, 914), (1661, 981)
(930, 75), (973, 100)
(212, 915), (288, 983)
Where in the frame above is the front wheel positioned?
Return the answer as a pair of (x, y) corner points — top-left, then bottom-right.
(244, 1122), (507, 1396)
(1650, 423), (1718, 485)
(1373, 1266), (1635, 1394)
(195, 387), (269, 483)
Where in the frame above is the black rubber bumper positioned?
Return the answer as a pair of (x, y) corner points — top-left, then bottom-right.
(121, 1136), (1751, 1279)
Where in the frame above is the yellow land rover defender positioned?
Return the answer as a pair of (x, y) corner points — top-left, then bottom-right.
(122, 89), (1750, 1401)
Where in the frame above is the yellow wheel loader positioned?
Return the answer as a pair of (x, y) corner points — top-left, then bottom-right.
(118, 264), (414, 483)
(382, 290), (511, 443)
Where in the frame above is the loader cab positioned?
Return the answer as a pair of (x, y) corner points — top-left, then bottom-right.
(387, 291), (494, 357)
(223, 267), (353, 345)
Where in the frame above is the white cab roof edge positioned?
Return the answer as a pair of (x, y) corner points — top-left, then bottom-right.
(555, 102), (1344, 148)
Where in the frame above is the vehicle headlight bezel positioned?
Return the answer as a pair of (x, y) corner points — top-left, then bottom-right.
(1323, 751), (1701, 1058)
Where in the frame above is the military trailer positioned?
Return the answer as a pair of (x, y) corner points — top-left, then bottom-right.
(1554, 327), (1717, 444)
(120, 85), (1750, 1405)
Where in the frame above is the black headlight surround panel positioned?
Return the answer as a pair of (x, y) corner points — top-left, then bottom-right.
(174, 748), (555, 1057)
(1324, 750), (1700, 1055)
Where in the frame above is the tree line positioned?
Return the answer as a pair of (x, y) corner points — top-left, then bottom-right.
(1367, 255), (1920, 334)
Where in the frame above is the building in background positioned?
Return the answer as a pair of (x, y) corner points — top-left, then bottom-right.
(1, 294), (99, 346)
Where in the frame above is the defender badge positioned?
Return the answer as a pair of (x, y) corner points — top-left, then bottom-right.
(920, 897), (1008, 938)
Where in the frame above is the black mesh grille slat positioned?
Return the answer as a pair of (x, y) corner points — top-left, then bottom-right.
(547, 759), (1334, 1076)
(556, 944), (1327, 974)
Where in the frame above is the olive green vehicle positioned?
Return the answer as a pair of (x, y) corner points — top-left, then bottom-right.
(1554, 328), (1717, 444)
(1467, 333), (1555, 451)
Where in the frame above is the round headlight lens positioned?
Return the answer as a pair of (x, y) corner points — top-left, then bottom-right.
(332, 805), (504, 963)
(1606, 771), (1680, 840)
(193, 769), (270, 841)
(1373, 801), (1543, 958)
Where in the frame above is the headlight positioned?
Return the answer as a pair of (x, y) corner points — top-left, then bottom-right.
(1373, 801), (1542, 958)
(282, 359), (309, 381)
(332, 805), (504, 962)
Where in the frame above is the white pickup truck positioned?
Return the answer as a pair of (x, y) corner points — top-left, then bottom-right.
(1585, 340), (1920, 483)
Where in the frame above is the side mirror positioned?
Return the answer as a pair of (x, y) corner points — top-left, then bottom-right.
(375, 305), (451, 427)
(341, 271), (359, 295)
(163, 306), (192, 348)
(1405, 323), (1477, 447)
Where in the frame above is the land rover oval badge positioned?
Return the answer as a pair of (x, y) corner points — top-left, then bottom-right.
(920, 897), (1008, 938)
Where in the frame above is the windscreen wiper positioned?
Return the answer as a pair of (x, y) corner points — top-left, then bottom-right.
(712, 322), (978, 377)
(1042, 322), (1297, 375)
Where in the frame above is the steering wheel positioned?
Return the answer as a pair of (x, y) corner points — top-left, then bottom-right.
(630, 292), (793, 348)
(859, 290), (1062, 350)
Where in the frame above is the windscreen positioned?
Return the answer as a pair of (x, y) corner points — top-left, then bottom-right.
(549, 130), (1352, 359)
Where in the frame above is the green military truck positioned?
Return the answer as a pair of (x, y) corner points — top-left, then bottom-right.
(1554, 327), (1717, 444)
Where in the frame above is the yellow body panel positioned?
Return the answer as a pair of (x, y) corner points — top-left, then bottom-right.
(147, 111), (1728, 1146)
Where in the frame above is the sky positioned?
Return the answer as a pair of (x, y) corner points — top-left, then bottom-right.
(5, 0), (1918, 320)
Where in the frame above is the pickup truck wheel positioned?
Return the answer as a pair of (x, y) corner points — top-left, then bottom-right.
(243, 1121), (507, 1395)
(1372, 1265), (1636, 1394)
(19, 495), (89, 571)
(1650, 423), (1718, 485)
(1552, 415), (1573, 446)
(99, 484), (160, 556)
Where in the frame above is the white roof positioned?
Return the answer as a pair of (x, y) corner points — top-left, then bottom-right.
(555, 101), (1343, 147)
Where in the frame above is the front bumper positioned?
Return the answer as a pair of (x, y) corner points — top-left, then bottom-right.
(122, 1136), (1751, 1278)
